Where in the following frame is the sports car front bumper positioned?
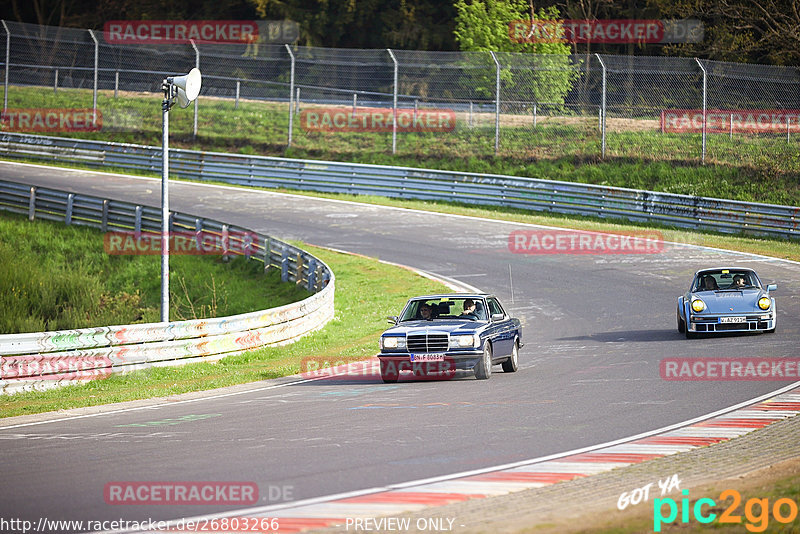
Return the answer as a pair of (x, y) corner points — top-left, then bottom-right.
(688, 313), (775, 333)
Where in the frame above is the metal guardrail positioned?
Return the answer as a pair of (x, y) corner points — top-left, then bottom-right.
(0, 179), (335, 395)
(0, 132), (797, 239)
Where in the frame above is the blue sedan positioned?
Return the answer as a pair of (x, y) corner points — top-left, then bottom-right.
(378, 294), (522, 382)
(677, 268), (777, 338)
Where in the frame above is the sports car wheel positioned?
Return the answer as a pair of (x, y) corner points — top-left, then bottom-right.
(502, 339), (519, 373)
(474, 342), (492, 380)
(677, 313), (686, 334)
(380, 360), (398, 383)
(766, 327), (776, 334)
(685, 329), (697, 339)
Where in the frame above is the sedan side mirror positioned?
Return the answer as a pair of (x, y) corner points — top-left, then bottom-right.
(767, 284), (777, 292)
(491, 313), (505, 322)
(387, 316), (398, 324)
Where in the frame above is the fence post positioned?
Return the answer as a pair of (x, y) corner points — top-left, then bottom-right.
(696, 58), (707, 165)
(114, 71), (118, 99)
(595, 54), (607, 159)
(190, 39), (199, 139)
(387, 48), (398, 155)
(353, 93), (357, 116)
(285, 44), (295, 148)
(534, 103), (537, 128)
(88, 29), (98, 128)
(469, 101), (473, 128)
(729, 113), (733, 140)
(490, 51), (500, 155)
(2, 20), (9, 115)
(54, 68), (58, 94)
(235, 79), (240, 109)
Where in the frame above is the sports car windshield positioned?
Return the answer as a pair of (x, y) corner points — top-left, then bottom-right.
(692, 270), (760, 292)
(400, 297), (488, 322)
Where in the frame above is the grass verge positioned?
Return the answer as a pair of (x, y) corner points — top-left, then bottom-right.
(0, 211), (309, 332)
(4, 85), (800, 206)
(0, 243), (446, 418)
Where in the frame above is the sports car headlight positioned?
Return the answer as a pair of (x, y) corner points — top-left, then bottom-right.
(381, 336), (405, 349)
(758, 297), (771, 310)
(450, 334), (479, 348)
(691, 299), (705, 313)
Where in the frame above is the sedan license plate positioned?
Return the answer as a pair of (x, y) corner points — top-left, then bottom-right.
(719, 316), (746, 323)
(410, 353), (445, 362)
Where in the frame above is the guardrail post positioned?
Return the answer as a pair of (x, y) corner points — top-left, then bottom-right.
(696, 57), (707, 165)
(222, 224), (229, 259)
(285, 44), (295, 148)
(264, 236), (272, 271)
(101, 199), (108, 231)
(134, 205), (142, 234)
(88, 29), (99, 128)
(3, 20), (10, 114)
(490, 51), (501, 155)
(595, 54), (607, 159)
(387, 48), (398, 155)
(194, 218), (203, 248)
(190, 39), (199, 139)
(28, 186), (35, 221)
(296, 252), (303, 284)
(307, 258), (316, 291)
(281, 248), (289, 282)
(65, 193), (74, 225)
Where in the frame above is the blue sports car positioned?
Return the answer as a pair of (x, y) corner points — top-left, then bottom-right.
(379, 294), (522, 382)
(677, 268), (777, 338)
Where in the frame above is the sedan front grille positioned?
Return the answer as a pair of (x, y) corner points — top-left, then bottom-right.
(406, 334), (449, 353)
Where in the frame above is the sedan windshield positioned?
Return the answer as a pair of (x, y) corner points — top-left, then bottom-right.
(693, 270), (759, 291)
(400, 297), (487, 322)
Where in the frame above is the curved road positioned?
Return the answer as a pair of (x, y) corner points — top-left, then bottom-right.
(1, 161), (799, 530)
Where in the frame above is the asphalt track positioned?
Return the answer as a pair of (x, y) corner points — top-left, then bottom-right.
(1, 161), (799, 531)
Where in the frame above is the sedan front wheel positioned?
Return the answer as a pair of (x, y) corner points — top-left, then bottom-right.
(474, 342), (493, 380)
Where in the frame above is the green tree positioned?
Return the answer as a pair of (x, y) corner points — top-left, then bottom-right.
(453, 0), (578, 105)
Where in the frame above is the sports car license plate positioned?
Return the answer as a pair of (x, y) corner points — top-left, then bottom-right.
(719, 316), (746, 323)
(410, 353), (445, 362)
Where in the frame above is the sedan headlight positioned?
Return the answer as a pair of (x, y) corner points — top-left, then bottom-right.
(381, 336), (405, 349)
(691, 299), (705, 313)
(450, 333), (480, 348)
(758, 297), (771, 310)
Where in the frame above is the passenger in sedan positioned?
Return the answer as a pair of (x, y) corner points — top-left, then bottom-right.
(419, 303), (434, 320)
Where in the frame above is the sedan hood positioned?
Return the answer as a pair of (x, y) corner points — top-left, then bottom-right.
(384, 320), (484, 336)
(692, 289), (768, 314)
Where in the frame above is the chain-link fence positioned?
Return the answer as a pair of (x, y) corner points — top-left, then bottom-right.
(2, 20), (799, 166)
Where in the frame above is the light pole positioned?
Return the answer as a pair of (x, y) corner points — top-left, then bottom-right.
(160, 68), (201, 323)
